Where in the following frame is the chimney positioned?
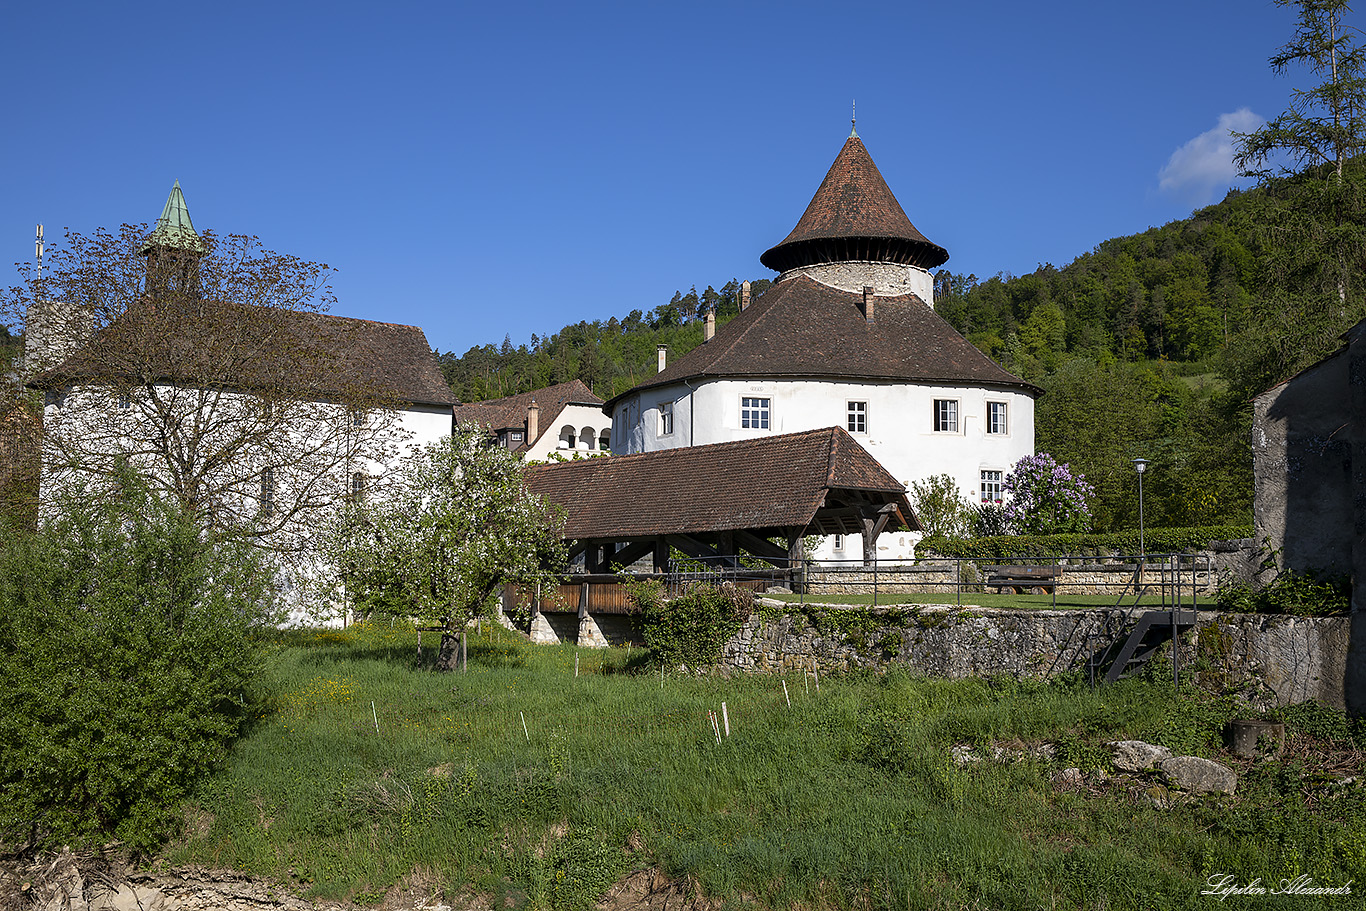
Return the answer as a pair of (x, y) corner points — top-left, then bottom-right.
(657, 344), (668, 372)
(862, 285), (875, 322)
(526, 400), (539, 443)
(740, 280), (751, 311)
(704, 308), (715, 342)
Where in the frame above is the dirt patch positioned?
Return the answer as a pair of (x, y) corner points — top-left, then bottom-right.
(595, 870), (721, 911)
(1, 850), (709, 911)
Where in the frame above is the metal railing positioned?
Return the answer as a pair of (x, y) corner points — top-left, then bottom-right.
(505, 551), (1215, 616)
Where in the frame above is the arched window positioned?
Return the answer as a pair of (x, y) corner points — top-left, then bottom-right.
(580, 426), (596, 450)
(598, 430), (610, 452)
(559, 425), (576, 449)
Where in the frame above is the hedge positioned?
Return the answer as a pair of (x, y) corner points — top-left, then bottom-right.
(917, 524), (1254, 561)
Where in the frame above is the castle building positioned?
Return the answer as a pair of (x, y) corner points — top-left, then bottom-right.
(603, 128), (1039, 560)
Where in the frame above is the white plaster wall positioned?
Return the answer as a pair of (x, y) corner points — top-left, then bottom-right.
(612, 377), (1035, 561)
(525, 403), (612, 461)
(41, 385), (455, 627)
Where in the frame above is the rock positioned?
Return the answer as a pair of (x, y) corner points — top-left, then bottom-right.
(1051, 767), (1084, 790)
(89, 884), (168, 911)
(1144, 784), (1174, 809)
(1109, 740), (1172, 772)
(1159, 755), (1237, 794)
(951, 744), (982, 766)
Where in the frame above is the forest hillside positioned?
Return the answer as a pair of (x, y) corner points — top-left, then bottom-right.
(439, 158), (1366, 532)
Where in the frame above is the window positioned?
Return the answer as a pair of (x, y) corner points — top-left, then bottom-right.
(659, 401), (674, 436)
(987, 401), (1008, 435)
(260, 467), (275, 517)
(933, 399), (959, 432)
(118, 393), (131, 411)
(833, 534), (845, 551)
(847, 401), (867, 433)
(981, 470), (1004, 504)
(509, 431), (523, 441)
(350, 471), (367, 500)
(741, 397), (770, 430)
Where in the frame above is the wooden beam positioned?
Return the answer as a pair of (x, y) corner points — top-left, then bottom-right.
(653, 536), (669, 574)
(665, 534), (727, 565)
(605, 538), (655, 570)
(733, 529), (789, 562)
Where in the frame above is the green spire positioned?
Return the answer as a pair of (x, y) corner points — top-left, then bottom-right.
(141, 180), (206, 254)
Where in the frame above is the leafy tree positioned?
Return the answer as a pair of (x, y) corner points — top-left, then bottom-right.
(1002, 452), (1095, 535)
(1231, 0), (1366, 394)
(908, 474), (973, 538)
(0, 473), (268, 852)
(326, 426), (565, 671)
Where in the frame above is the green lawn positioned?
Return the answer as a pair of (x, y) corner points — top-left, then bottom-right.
(165, 620), (1365, 911)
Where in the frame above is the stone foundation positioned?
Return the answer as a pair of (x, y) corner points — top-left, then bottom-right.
(719, 601), (1355, 711)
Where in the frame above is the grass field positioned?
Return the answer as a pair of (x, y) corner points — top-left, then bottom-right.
(165, 620), (1365, 911)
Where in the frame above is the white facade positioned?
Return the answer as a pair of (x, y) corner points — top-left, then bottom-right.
(530, 402), (613, 461)
(611, 376), (1034, 559)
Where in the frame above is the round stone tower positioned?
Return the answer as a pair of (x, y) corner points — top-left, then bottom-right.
(759, 127), (948, 305)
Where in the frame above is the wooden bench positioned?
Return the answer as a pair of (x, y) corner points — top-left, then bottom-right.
(984, 565), (1061, 594)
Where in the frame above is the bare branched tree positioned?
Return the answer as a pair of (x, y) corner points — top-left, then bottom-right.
(1, 214), (420, 578)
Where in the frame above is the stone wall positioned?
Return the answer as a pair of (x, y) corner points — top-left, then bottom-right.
(721, 601), (1355, 711)
(805, 553), (1241, 597)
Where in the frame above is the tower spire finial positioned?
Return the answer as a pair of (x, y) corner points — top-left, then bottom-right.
(850, 99), (858, 138)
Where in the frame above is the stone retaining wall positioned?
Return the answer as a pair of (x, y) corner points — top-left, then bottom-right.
(721, 601), (1356, 710)
(807, 545), (1257, 596)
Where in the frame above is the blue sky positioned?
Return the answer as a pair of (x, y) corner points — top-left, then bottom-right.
(2, 1), (1299, 356)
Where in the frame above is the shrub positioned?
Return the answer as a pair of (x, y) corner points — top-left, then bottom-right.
(0, 478), (269, 853)
(1003, 453), (1094, 535)
(908, 474), (973, 538)
(636, 583), (751, 668)
(1217, 568), (1350, 616)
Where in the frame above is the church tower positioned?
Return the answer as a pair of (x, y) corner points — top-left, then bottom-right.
(140, 180), (206, 299)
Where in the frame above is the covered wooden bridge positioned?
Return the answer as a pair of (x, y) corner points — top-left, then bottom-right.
(524, 426), (918, 573)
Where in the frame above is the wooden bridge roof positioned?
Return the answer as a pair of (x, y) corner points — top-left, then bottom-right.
(524, 426), (916, 541)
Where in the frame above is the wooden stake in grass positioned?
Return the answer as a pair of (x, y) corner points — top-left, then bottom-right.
(709, 711), (722, 744)
(721, 702), (730, 737)
(371, 700), (380, 734)
(783, 680), (791, 708)
(520, 711), (530, 742)
(813, 665), (820, 693)
(575, 651), (579, 678)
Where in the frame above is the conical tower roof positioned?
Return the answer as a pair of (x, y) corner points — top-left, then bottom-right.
(140, 180), (206, 254)
(760, 132), (947, 273)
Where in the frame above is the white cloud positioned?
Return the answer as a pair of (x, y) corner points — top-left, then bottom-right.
(1158, 108), (1263, 204)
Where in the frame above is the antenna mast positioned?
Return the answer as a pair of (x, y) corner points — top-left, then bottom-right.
(34, 224), (44, 298)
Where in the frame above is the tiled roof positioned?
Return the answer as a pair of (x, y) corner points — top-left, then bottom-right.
(28, 301), (455, 407)
(605, 274), (1038, 410)
(761, 135), (948, 273)
(454, 379), (604, 450)
(525, 426), (915, 540)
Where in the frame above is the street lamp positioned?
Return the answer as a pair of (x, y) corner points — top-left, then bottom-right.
(1132, 458), (1150, 559)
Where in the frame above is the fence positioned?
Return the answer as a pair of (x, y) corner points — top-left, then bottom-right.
(506, 566), (796, 617)
(504, 552), (1216, 617)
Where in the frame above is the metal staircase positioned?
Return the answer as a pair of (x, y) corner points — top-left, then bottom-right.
(1099, 609), (1199, 683)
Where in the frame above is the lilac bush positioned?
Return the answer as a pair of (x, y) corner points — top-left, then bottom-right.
(1003, 453), (1095, 535)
